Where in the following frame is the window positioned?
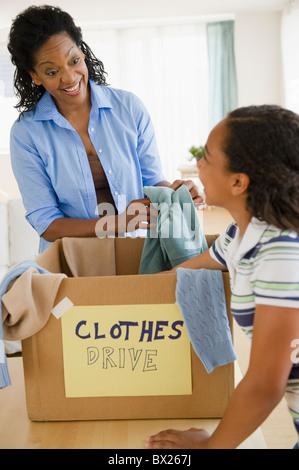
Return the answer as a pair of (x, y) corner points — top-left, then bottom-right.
(83, 21), (210, 181)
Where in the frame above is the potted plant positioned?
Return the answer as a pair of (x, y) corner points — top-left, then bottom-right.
(188, 145), (205, 163)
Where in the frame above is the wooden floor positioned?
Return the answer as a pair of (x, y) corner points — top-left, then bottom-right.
(202, 206), (298, 449)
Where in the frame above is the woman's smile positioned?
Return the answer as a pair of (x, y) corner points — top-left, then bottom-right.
(62, 79), (82, 96)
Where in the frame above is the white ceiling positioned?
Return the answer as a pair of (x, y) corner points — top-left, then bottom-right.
(0, 0), (291, 29)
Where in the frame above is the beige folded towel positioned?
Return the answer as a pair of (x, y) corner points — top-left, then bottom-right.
(2, 268), (66, 341)
(1, 237), (117, 341)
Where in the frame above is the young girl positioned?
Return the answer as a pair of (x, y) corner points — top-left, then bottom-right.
(146, 105), (299, 449)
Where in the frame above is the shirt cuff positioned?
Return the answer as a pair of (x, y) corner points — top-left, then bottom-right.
(26, 207), (64, 236)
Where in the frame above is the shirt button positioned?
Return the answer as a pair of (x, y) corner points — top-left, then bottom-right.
(108, 170), (112, 174)
(114, 191), (118, 196)
(99, 149), (103, 153)
(91, 128), (94, 132)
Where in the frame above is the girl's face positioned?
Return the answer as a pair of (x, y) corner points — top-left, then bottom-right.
(29, 32), (89, 114)
(198, 119), (238, 208)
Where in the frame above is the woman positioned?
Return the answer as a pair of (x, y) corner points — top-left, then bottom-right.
(8, 5), (201, 253)
(146, 105), (299, 449)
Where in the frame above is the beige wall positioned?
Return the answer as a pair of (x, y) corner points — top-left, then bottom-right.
(235, 11), (283, 107)
(0, 154), (20, 201)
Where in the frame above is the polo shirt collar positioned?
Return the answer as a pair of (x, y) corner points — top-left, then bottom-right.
(228, 217), (269, 262)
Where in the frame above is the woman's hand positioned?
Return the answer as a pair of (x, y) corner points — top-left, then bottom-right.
(170, 179), (205, 207)
(95, 198), (158, 236)
(116, 197), (158, 234)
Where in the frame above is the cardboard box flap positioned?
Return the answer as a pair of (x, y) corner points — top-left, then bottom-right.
(115, 237), (146, 275)
(36, 237), (117, 277)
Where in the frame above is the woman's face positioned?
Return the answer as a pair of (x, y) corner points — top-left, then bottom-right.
(198, 119), (236, 208)
(29, 32), (89, 113)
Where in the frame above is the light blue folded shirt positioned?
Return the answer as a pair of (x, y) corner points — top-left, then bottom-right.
(175, 267), (236, 373)
(139, 185), (208, 274)
(0, 261), (49, 389)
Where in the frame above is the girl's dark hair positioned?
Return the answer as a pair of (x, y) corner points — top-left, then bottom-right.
(7, 4), (108, 114)
(224, 105), (299, 232)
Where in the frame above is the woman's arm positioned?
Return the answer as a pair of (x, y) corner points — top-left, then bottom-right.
(41, 197), (155, 241)
(146, 304), (299, 449)
(41, 217), (99, 241)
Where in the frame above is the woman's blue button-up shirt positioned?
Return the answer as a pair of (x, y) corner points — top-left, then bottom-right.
(10, 80), (165, 252)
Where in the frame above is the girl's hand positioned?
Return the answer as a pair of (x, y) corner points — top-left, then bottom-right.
(146, 428), (211, 449)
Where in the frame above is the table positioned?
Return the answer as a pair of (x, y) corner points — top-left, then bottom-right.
(0, 357), (266, 449)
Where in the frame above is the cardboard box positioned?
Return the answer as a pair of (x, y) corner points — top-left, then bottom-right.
(21, 236), (234, 421)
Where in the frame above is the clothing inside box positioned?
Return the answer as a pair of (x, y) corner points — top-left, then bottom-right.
(35, 235), (218, 278)
(35, 237), (146, 278)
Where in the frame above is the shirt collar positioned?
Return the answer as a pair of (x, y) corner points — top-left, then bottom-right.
(89, 79), (113, 110)
(228, 217), (269, 262)
(33, 79), (112, 123)
(33, 91), (59, 122)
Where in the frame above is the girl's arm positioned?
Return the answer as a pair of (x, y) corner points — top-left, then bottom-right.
(206, 304), (298, 449)
(147, 304), (299, 449)
(168, 248), (227, 272)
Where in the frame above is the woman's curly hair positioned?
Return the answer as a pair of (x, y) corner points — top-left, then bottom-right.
(7, 5), (108, 114)
(224, 105), (299, 232)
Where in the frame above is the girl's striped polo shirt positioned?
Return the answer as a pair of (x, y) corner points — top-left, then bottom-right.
(209, 217), (299, 442)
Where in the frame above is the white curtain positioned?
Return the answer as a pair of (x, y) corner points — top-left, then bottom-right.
(83, 22), (210, 181)
(281, 2), (299, 113)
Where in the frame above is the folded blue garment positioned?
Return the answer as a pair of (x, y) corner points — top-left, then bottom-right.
(139, 185), (208, 274)
(175, 267), (236, 373)
(0, 261), (49, 389)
